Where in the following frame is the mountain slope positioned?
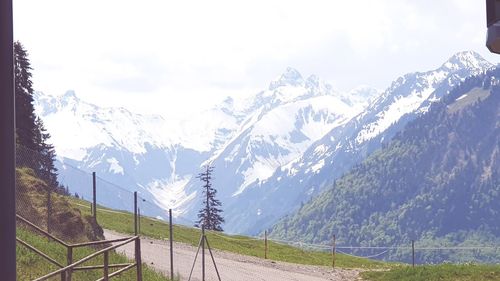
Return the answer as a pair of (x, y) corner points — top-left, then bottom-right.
(269, 70), (500, 263)
(226, 51), (493, 235)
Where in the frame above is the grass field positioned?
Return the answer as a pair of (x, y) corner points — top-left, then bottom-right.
(361, 264), (500, 281)
(68, 197), (500, 281)
(69, 197), (390, 270)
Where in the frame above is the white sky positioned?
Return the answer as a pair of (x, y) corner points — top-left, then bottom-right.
(13, 0), (500, 116)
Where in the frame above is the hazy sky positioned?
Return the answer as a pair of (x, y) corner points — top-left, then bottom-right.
(14, 0), (499, 116)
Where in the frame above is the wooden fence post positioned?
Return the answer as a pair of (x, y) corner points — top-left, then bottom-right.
(92, 172), (97, 221)
(332, 234), (336, 268)
(138, 208), (141, 235)
(169, 209), (174, 281)
(134, 192), (138, 236)
(264, 230), (268, 259)
(103, 251), (109, 281)
(66, 246), (73, 281)
(412, 240), (415, 267)
(135, 237), (143, 281)
(134, 192), (143, 281)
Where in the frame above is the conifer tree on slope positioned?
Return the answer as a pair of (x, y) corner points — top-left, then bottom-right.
(34, 117), (60, 190)
(14, 41), (37, 150)
(195, 165), (225, 231)
(14, 41), (61, 191)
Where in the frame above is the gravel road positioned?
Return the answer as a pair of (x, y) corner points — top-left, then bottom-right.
(104, 229), (362, 281)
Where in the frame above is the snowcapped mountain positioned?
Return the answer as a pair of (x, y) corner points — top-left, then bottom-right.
(34, 90), (243, 216)
(34, 90), (241, 158)
(34, 51), (490, 234)
(34, 67), (374, 221)
(176, 68), (373, 223)
(221, 51), (494, 234)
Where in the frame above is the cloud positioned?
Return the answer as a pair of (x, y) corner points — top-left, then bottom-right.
(13, 0), (499, 115)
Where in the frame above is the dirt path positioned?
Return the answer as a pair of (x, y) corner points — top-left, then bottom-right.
(104, 229), (362, 281)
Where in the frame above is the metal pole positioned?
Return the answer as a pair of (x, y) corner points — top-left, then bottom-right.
(332, 234), (336, 268)
(187, 235), (204, 281)
(412, 240), (415, 267)
(205, 237), (222, 281)
(0, 0), (16, 279)
(202, 226), (206, 281)
(169, 209), (174, 281)
(92, 172), (96, 220)
(134, 192), (138, 236)
(264, 230), (268, 259)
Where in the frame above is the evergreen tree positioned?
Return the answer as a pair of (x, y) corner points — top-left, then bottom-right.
(14, 41), (37, 150)
(194, 165), (224, 231)
(14, 41), (61, 192)
(34, 117), (59, 189)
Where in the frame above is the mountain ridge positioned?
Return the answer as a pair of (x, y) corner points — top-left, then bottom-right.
(33, 51), (493, 236)
(269, 68), (500, 263)
(220, 51), (493, 234)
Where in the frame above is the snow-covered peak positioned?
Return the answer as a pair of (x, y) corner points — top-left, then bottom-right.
(305, 74), (334, 93)
(33, 91), (243, 160)
(269, 67), (305, 90)
(340, 86), (380, 109)
(305, 74), (320, 88)
(440, 51), (493, 72)
(349, 86), (380, 100)
(62, 90), (78, 100)
(34, 90), (88, 116)
(352, 51), (493, 145)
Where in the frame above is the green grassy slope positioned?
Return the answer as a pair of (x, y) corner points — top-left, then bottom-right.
(16, 167), (103, 243)
(69, 197), (390, 269)
(361, 264), (500, 281)
(15, 167), (169, 280)
(17, 227), (167, 281)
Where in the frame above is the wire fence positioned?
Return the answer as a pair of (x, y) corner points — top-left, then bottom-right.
(15, 144), (500, 281)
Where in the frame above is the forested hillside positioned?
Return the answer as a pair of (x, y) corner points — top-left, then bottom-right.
(270, 69), (500, 263)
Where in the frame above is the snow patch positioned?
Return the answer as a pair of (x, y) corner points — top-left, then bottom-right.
(456, 94), (468, 101)
(107, 158), (124, 175)
(310, 159), (325, 174)
(148, 177), (197, 218)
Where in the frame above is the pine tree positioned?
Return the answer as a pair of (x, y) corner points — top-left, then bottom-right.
(14, 41), (61, 192)
(14, 41), (37, 150)
(34, 117), (59, 189)
(194, 165), (224, 231)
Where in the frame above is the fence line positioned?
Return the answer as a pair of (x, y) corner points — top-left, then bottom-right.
(337, 249), (390, 259)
